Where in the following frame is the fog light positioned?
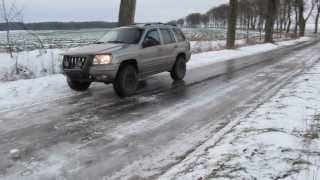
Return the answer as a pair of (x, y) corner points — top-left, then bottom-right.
(96, 75), (109, 81)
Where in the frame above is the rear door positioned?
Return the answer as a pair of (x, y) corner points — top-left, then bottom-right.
(159, 28), (177, 70)
(173, 28), (189, 56)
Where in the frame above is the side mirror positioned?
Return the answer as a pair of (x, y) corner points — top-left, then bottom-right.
(142, 39), (154, 48)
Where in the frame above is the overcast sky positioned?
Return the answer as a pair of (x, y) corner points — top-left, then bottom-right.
(15, 0), (228, 22)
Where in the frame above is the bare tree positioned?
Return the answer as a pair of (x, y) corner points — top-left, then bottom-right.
(297, 0), (316, 36)
(265, 0), (278, 42)
(286, 0), (293, 34)
(227, 0), (238, 49)
(0, 0), (23, 58)
(0, 0), (24, 75)
(179, 0), (316, 42)
(119, 0), (136, 26)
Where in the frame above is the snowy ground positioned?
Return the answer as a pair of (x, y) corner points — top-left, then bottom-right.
(0, 37), (313, 113)
(160, 50), (320, 180)
(0, 36), (319, 180)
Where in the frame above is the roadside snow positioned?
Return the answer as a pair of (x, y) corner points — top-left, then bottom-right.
(0, 74), (79, 112)
(189, 43), (277, 69)
(160, 54), (320, 180)
(190, 39), (247, 53)
(0, 49), (63, 81)
(188, 37), (312, 69)
(0, 37), (313, 111)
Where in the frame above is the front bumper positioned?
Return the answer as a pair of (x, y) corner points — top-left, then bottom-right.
(64, 64), (119, 83)
(89, 64), (119, 83)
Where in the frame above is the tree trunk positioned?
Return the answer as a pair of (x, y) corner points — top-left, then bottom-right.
(299, 19), (306, 36)
(265, 0), (277, 43)
(315, 8), (320, 34)
(294, 0), (299, 37)
(118, 0), (136, 26)
(246, 14), (250, 41)
(226, 0), (238, 49)
(286, 1), (292, 34)
(258, 17), (263, 41)
(298, 0), (305, 36)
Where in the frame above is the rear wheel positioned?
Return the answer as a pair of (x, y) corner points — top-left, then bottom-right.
(67, 77), (91, 92)
(113, 64), (139, 97)
(171, 55), (186, 81)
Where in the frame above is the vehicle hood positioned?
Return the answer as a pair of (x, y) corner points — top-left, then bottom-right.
(61, 43), (130, 56)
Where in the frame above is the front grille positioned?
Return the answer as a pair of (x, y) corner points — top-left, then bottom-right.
(63, 56), (88, 70)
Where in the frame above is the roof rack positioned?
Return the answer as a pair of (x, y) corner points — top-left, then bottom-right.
(132, 22), (176, 27)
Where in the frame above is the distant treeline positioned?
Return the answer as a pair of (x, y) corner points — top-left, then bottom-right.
(0, 21), (118, 31)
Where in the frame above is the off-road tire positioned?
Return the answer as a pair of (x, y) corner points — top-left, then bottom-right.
(67, 77), (91, 92)
(113, 64), (139, 97)
(171, 55), (186, 81)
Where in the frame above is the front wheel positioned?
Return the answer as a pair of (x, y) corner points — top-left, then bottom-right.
(171, 56), (186, 81)
(113, 64), (139, 97)
(67, 77), (91, 92)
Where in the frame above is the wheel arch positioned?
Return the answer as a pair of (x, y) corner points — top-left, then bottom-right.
(176, 52), (186, 62)
(118, 59), (139, 71)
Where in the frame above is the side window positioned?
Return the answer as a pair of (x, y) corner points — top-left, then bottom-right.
(173, 29), (186, 42)
(143, 29), (161, 48)
(160, 29), (176, 44)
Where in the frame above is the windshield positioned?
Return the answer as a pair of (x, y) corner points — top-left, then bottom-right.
(97, 28), (144, 44)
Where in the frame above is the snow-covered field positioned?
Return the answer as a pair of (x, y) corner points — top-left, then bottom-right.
(0, 28), (256, 52)
(0, 37), (312, 113)
(160, 54), (320, 180)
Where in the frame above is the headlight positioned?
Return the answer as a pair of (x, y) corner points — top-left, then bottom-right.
(93, 54), (112, 65)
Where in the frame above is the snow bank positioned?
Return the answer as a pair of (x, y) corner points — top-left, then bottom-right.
(190, 39), (247, 53)
(0, 74), (79, 112)
(276, 36), (313, 46)
(189, 43), (277, 69)
(188, 37), (312, 69)
(0, 49), (64, 81)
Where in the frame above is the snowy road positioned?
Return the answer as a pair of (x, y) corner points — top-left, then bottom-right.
(1, 40), (320, 180)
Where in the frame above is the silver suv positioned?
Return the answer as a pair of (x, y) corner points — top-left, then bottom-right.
(62, 23), (191, 97)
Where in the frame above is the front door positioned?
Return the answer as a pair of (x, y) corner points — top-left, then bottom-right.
(139, 29), (164, 76)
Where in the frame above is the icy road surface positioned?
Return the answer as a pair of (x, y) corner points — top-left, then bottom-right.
(0, 39), (320, 180)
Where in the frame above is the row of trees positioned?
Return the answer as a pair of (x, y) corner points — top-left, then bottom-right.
(172, 0), (320, 47)
(226, 0), (319, 48)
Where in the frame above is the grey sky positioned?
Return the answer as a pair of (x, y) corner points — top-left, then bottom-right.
(15, 0), (228, 22)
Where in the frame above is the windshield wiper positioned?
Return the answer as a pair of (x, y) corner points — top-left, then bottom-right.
(107, 40), (125, 44)
(93, 42), (104, 44)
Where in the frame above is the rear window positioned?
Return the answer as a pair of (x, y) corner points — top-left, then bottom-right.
(160, 29), (176, 44)
(173, 28), (186, 42)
